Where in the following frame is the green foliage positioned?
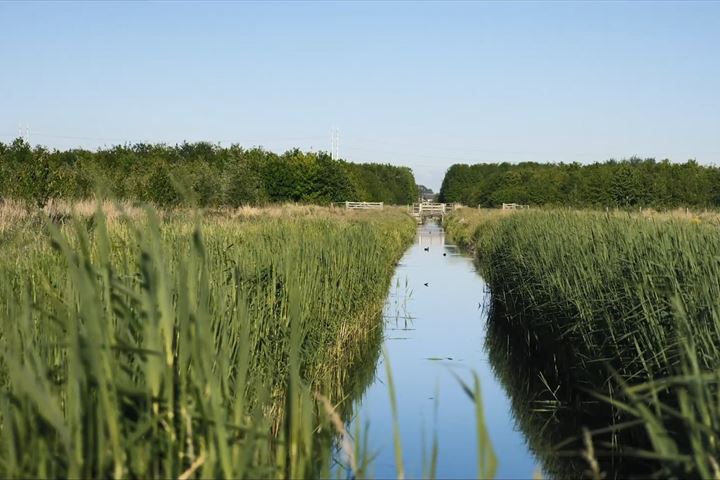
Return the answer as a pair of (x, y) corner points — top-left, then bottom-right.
(447, 209), (720, 477)
(344, 163), (416, 205)
(0, 139), (52, 207)
(416, 184), (436, 202)
(439, 158), (720, 208)
(0, 140), (417, 207)
(0, 206), (415, 478)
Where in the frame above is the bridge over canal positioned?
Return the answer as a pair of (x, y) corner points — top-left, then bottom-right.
(409, 203), (460, 223)
(338, 201), (461, 223)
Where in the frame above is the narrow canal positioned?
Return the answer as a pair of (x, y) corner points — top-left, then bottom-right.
(345, 221), (538, 478)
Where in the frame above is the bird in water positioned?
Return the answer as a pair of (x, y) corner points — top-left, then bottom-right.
(424, 282), (429, 287)
(424, 247), (429, 252)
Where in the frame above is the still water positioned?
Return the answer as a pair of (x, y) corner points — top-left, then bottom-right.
(345, 221), (538, 478)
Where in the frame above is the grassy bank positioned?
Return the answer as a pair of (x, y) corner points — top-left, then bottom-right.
(446, 208), (720, 478)
(0, 202), (415, 478)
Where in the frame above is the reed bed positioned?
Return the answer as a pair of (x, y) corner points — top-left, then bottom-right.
(446, 208), (720, 478)
(0, 204), (415, 478)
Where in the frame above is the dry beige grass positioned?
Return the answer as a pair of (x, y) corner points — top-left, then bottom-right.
(449, 205), (720, 225)
(0, 199), (28, 234)
(0, 198), (146, 234)
(0, 198), (412, 235)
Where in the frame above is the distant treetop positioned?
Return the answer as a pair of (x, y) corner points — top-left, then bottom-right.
(0, 139), (417, 207)
(438, 159), (720, 209)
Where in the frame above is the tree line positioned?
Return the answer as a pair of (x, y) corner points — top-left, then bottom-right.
(0, 139), (418, 207)
(439, 158), (720, 208)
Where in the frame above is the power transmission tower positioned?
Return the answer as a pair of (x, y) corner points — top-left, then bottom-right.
(17, 123), (30, 143)
(330, 127), (339, 160)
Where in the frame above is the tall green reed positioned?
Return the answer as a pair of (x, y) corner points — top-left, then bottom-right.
(447, 209), (720, 477)
(0, 205), (415, 478)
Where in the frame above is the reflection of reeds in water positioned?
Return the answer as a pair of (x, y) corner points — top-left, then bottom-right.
(326, 319), (385, 476)
(485, 300), (659, 479)
(385, 276), (415, 332)
(448, 208), (720, 478)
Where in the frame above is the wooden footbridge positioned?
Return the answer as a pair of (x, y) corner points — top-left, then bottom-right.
(338, 201), (460, 223)
(343, 201), (384, 210)
(409, 203), (459, 223)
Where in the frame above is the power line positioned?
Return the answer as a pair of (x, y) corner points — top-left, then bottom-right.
(1, 129), (713, 164)
(16, 123), (30, 143)
(341, 144), (720, 166)
(0, 128), (644, 161)
(0, 130), (327, 147)
(342, 142), (611, 161)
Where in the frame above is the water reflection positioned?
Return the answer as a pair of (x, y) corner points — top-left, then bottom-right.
(484, 299), (659, 479)
(326, 221), (662, 479)
(314, 320), (384, 477)
(343, 221), (538, 479)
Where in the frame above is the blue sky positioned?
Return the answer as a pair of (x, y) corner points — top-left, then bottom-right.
(1, 1), (719, 190)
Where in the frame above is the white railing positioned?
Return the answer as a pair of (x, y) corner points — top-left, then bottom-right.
(501, 203), (530, 210)
(411, 203), (449, 215)
(344, 201), (384, 210)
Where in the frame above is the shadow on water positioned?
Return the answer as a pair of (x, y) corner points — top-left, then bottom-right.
(310, 308), (386, 477)
(484, 298), (661, 479)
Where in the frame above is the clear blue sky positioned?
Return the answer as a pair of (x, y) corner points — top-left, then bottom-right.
(1, 1), (719, 190)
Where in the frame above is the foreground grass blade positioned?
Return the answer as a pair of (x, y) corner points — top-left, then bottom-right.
(382, 346), (405, 480)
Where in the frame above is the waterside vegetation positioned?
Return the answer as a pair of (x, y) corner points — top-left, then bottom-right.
(0, 202), (416, 478)
(446, 208), (720, 478)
